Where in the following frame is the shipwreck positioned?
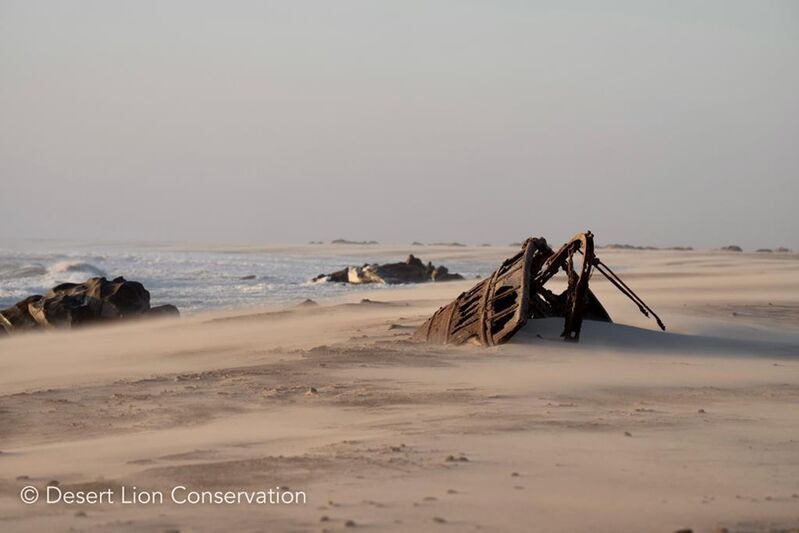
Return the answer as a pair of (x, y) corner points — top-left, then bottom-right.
(411, 231), (665, 346)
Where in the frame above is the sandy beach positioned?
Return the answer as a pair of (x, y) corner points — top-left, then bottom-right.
(1, 246), (797, 532)
(4, 0), (797, 530)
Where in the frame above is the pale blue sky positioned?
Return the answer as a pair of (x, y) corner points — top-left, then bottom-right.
(2, 1), (797, 248)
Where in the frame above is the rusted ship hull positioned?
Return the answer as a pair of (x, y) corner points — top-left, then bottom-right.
(412, 238), (547, 345)
(412, 232), (663, 346)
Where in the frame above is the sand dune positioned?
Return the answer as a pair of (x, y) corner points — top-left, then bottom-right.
(1, 249), (798, 532)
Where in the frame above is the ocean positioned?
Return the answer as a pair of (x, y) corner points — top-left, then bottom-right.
(0, 241), (491, 314)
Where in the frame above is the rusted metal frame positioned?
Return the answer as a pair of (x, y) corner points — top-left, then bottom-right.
(533, 236), (584, 287)
(481, 239), (537, 346)
(498, 239), (536, 344)
(523, 232), (595, 341)
(420, 305), (439, 340)
(593, 260), (666, 331)
(528, 292), (556, 318)
(490, 305), (520, 323)
(442, 301), (458, 343)
(452, 317), (479, 334)
(478, 266), (502, 346)
(561, 232), (596, 341)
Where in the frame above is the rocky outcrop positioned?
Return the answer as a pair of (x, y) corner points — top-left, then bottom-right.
(312, 255), (463, 285)
(0, 277), (179, 335)
(721, 245), (743, 252)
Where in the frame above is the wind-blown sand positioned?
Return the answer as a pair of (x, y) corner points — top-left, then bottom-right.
(1, 248), (798, 532)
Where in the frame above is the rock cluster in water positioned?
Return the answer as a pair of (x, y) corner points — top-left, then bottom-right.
(312, 255), (463, 285)
(0, 277), (178, 335)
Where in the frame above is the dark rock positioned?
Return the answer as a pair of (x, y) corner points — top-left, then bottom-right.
(312, 255), (463, 285)
(312, 268), (349, 283)
(146, 305), (180, 318)
(0, 295), (42, 332)
(756, 248), (773, 253)
(366, 255), (430, 283)
(239, 275), (257, 280)
(297, 299), (319, 307)
(431, 265), (463, 282)
(720, 245), (743, 252)
(47, 277), (150, 317)
(28, 293), (92, 327)
(0, 277), (178, 336)
(411, 241), (425, 246)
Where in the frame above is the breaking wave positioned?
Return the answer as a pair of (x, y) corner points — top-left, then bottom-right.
(0, 263), (47, 280)
(48, 261), (108, 278)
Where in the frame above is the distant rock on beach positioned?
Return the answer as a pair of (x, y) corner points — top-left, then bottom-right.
(601, 243), (694, 251)
(721, 245), (743, 252)
(602, 243), (659, 250)
(331, 239), (379, 245)
(312, 255), (464, 285)
(0, 277), (179, 336)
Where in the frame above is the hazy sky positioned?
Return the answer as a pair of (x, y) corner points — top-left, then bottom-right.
(2, 1), (797, 248)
